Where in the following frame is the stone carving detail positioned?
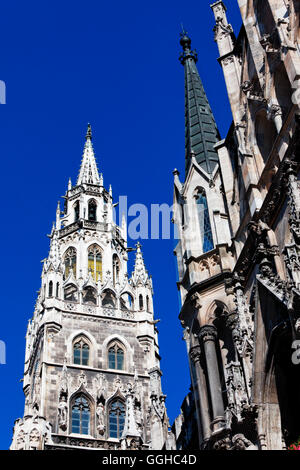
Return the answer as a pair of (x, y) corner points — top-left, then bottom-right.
(241, 80), (266, 103)
(77, 371), (87, 388)
(58, 396), (68, 431)
(96, 402), (105, 436)
(93, 373), (107, 401)
(150, 393), (166, 421)
(58, 361), (69, 431)
(230, 273), (253, 356)
(148, 367), (166, 422)
(231, 433), (257, 450)
(225, 361), (248, 424)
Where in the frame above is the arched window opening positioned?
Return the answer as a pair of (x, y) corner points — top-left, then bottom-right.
(82, 286), (97, 305)
(71, 394), (90, 435)
(120, 293), (133, 311)
(64, 284), (78, 302)
(108, 342), (125, 370)
(195, 190), (214, 253)
(64, 247), (77, 279)
(74, 201), (80, 222)
(139, 294), (144, 311)
(73, 337), (90, 365)
(56, 282), (59, 298)
(102, 290), (116, 308)
(88, 245), (102, 281)
(108, 399), (125, 439)
(88, 200), (97, 222)
(113, 255), (120, 286)
(48, 281), (53, 298)
(146, 295), (150, 312)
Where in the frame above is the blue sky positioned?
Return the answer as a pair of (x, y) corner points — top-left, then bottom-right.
(0, 0), (242, 448)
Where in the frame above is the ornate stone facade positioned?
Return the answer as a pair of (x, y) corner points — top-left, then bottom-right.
(172, 1), (300, 450)
(10, 125), (170, 450)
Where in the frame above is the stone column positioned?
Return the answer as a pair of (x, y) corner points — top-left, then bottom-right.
(189, 343), (211, 445)
(198, 325), (225, 434)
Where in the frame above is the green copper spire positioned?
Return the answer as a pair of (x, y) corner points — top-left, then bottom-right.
(179, 31), (220, 175)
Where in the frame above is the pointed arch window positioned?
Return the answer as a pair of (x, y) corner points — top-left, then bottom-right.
(88, 200), (97, 222)
(108, 399), (125, 439)
(113, 254), (120, 286)
(71, 394), (90, 435)
(139, 294), (144, 311)
(56, 282), (59, 298)
(195, 190), (213, 253)
(74, 201), (80, 222)
(88, 244), (102, 281)
(73, 337), (90, 366)
(48, 281), (53, 298)
(108, 341), (124, 370)
(146, 295), (149, 312)
(64, 247), (77, 279)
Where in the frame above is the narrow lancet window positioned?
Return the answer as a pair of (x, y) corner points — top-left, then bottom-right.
(195, 190), (213, 253)
(88, 200), (97, 221)
(74, 201), (80, 222)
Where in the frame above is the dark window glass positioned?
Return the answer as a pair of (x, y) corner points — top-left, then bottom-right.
(73, 339), (89, 365)
(88, 201), (97, 221)
(196, 193), (214, 253)
(108, 344), (124, 370)
(49, 281), (53, 297)
(71, 395), (90, 435)
(109, 400), (125, 438)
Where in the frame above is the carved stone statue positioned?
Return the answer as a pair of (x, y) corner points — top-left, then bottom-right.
(58, 396), (68, 431)
(96, 402), (105, 436)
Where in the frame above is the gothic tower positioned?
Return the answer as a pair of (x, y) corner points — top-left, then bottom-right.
(10, 125), (170, 450)
(172, 0), (300, 451)
(172, 30), (234, 450)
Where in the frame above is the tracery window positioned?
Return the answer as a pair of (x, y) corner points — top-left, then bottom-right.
(64, 247), (77, 279)
(73, 337), (90, 366)
(108, 341), (124, 370)
(88, 200), (97, 222)
(71, 394), (90, 435)
(108, 399), (125, 439)
(88, 244), (102, 281)
(195, 190), (214, 253)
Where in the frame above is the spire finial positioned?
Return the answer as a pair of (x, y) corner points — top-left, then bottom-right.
(179, 29), (197, 64)
(86, 123), (92, 140)
(77, 124), (100, 185)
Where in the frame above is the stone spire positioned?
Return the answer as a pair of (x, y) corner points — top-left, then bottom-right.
(44, 228), (61, 272)
(131, 242), (149, 286)
(77, 124), (101, 185)
(179, 31), (220, 175)
(121, 386), (141, 445)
